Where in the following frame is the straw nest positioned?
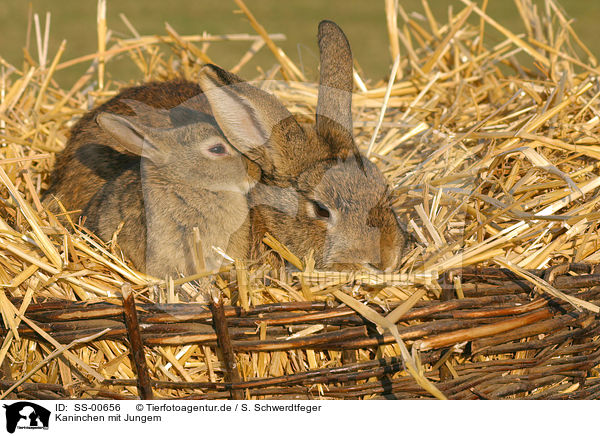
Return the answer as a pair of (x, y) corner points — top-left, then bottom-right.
(1, 0), (600, 400)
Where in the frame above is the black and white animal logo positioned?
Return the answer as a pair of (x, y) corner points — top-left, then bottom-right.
(3, 402), (50, 433)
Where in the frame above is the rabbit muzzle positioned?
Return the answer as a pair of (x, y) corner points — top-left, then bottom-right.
(321, 223), (383, 270)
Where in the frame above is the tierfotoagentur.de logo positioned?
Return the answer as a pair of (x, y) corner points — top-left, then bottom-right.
(3, 402), (51, 433)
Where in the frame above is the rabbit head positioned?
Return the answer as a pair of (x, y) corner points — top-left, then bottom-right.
(198, 21), (409, 271)
(96, 105), (258, 195)
(44, 81), (215, 221)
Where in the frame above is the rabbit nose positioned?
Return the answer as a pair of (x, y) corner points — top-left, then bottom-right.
(323, 224), (382, 269)
(325, 262), (382, 272)
(327, 262), (366, 271)
(323, 245), (381, 269)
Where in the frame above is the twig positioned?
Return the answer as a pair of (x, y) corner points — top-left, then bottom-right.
(121, 285), (153, 400)
(210, 293), (243, 400)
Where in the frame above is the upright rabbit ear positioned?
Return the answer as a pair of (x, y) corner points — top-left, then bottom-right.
(96, 112), (164, 163)
(198, 64), (313, 181)
(316, 20), (355, 156)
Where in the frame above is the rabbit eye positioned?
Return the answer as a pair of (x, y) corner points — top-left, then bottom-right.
(208, 143), (228, 156)
(311, 201), (331, 219)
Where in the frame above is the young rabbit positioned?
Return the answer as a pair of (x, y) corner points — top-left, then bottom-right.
(197, 20), (410, 271)
(46, 81), (208, 216)
(45, 83), (258, 277)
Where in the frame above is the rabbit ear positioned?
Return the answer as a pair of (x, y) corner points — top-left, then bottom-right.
(168, 106), (212, 126)
(316, 20), (355, 156)
(198, 64), (311, 181)
(96, 112), (164, 163)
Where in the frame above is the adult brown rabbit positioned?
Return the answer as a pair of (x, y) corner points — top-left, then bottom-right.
(198, 20), (410, 271)
(44, 83), (258, 277)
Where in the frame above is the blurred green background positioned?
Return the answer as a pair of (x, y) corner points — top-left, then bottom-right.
(1, 1), (598, 86)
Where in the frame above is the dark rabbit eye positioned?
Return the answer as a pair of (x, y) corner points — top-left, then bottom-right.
(208, 143), (228, 156)
(311, 201), (330, 219)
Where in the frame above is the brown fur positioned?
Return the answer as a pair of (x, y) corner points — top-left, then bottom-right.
(46, 81), (209, 216)
(45, 20), (409, 275)
(199, 21), (410, 271)
(44, 81), (257, 277)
